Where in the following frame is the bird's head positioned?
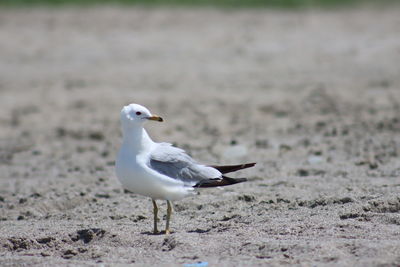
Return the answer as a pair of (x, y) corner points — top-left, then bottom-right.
(120, 104), (163, 129)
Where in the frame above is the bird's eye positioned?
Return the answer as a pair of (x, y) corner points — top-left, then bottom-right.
(136, 111), (142, 116)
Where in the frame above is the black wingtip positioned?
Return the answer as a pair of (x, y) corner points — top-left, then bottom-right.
(222, 176), (247, 184)
(210, 162), (256, 174)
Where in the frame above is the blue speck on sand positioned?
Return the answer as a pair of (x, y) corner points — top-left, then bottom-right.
(183, 262), (208, 267)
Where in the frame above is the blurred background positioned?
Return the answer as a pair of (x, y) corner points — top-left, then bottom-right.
(1, 0), (399, 152)
(1, 0), (398, 8)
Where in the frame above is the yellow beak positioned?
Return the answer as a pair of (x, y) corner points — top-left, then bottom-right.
(147, 115), (163, 122)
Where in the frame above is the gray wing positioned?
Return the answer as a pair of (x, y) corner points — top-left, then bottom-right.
(148, 143), (221, 186)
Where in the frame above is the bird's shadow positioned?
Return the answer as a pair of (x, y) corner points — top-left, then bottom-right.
(187, 228), (211, 234)
(141, 230), (172, 235)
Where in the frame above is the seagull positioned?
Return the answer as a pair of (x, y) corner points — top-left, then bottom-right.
(115, 103), (255, 234)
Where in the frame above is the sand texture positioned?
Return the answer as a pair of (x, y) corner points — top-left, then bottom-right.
(0, 6), (400, 266)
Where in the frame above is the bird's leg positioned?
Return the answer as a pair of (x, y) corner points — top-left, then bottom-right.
(165, 200), (173, 235)
(152, 199), (159, 234)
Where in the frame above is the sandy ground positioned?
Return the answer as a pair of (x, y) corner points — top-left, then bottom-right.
(0, 6), (400, 266)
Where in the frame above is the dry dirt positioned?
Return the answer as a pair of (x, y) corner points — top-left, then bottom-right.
(0, 6), (400, 266)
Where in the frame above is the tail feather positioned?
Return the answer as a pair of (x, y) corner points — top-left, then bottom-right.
(193, 176), (247, 188)
(210, 162), (256, 174)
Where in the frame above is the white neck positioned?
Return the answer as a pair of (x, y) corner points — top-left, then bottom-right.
(122, 124), (154, 154)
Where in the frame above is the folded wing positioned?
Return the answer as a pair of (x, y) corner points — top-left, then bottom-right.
(148, 143), (254, 188)
(148, 143), (221, 187)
